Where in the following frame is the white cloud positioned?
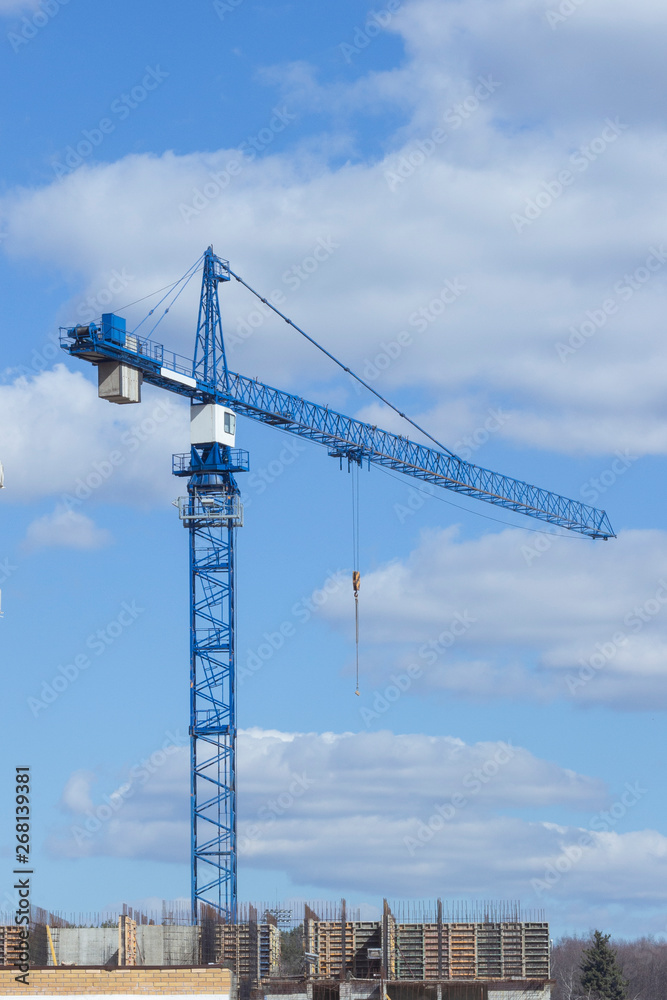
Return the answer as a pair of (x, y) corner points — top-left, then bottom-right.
(319, 526), (667, 710)
(46, 728), (666, 932)
(59, 770), (95, 814)
(0, 0), (41, 13)
(50, 740), (190, 863)
(1, 1), (667, 459)
(24, 504), (111, 550)
(0, 366), (188, 504)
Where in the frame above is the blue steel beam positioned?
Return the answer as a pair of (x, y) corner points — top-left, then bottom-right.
(60, 321), (615, 539)
(175, 246), (242, 925)
(193, 250), (230, 390)
(176, 441), (244, 923)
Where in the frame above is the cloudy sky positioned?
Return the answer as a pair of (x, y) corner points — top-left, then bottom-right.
(0, 0), (666, 939)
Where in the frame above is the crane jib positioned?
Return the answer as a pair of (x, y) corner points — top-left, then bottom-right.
(59, 323), (615, 540)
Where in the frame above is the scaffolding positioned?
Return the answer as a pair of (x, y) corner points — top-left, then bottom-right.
(217, 909), (281, 980)
(304, 901), (549, 982)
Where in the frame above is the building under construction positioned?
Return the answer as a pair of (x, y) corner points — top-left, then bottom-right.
(303, 901), (549, 983)
(0, 900), (553, 998)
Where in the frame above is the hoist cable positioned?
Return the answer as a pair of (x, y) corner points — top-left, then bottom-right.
(352, 462), (361, 570)
(228, 267), (458, 459)
(354, 597), (360, 696)
(352, 462), (361, 696)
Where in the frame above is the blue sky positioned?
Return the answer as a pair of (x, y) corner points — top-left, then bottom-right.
(1, 0), (667, 940)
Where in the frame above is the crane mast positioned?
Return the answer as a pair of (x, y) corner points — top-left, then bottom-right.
(172, 252), (243, 920)
(59, 247), (615, 923)
(174, 441), (244, 922)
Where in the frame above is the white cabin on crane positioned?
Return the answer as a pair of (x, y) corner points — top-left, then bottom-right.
(190, 403), (236, 447)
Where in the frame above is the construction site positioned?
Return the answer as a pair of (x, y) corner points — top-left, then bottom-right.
(2, 249), (614, 995)
(0, 900), (553, 998)
(7, 0), (667, 991)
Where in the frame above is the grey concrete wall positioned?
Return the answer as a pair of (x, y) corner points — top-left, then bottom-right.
(341, 984), (381, 1000)
(48, 925), (199, 966)
(50, 927), (117, 966)
(266, 994), (308, 1000)
(136, 925), (199, 965)
(488, 991), (552, 1000)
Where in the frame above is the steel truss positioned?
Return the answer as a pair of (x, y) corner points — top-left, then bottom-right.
(175, 442), (246, 922)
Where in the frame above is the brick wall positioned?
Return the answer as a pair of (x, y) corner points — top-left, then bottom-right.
(0, 965), (233, 995)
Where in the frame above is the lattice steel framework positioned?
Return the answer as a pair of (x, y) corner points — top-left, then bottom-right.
(173, 248), (243, 922)
(193, 249), (230, 391)
(174, 444), (246, 922)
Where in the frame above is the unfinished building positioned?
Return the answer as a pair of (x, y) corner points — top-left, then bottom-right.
(218, 915), (281, 979)
(296, 901), (551, 998)
(0, 900), (552, 999)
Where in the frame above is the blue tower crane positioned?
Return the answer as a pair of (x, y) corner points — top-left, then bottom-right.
(59, 246), (615, 924)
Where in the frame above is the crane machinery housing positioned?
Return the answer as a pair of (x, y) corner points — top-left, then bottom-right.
(59, 247), (615, 925)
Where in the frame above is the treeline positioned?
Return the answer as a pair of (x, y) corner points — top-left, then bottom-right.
(552, 935), (667, 1000)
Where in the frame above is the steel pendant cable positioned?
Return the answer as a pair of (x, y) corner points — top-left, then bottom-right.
(228, 267), (458, 458)
(131, 253), (206, 338)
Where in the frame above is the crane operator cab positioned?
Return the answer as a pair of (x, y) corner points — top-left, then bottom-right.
(190, 402), (236, 448)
